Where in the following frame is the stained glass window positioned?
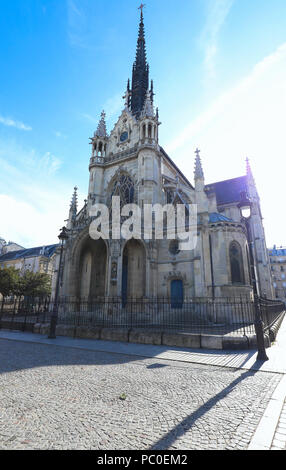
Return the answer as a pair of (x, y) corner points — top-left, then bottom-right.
(108, 173), (135, 209)
(230, 241), (245, 284)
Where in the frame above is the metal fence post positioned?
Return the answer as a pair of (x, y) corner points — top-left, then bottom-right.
(254, 295), (269, 361)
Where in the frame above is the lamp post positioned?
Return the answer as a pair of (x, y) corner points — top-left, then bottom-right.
(238, 192), (268, 361)
(48, 227), (69, 339)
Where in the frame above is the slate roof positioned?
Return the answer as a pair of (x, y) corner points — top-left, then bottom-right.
(209, 212), (233, 223)
(268, 248), (286, 257)
(205, 176), (248, 206)
(0, 244), (59, 262)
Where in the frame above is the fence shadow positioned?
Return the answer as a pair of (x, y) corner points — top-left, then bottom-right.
(149, 363), (264, 450)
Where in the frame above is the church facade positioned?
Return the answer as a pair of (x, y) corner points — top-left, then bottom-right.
(59, 12), (273, 303)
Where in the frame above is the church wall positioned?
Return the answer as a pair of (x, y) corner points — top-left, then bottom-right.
(155, 238), (194, 298)
(210, 226), (252, 298)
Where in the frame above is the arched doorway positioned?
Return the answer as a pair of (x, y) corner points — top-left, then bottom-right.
(122, 239), (146, 303)
(79, 238), (107, 299)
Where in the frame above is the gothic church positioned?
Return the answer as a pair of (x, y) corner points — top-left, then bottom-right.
(59, 11), (273, 303)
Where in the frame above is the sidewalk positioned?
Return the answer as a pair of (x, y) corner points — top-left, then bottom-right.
(0, 317), (286, 450)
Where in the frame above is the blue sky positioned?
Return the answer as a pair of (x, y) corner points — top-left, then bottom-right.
(0, 0), (286, 247)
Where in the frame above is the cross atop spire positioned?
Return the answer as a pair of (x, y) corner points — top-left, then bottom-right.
(138, 3), (146, 16)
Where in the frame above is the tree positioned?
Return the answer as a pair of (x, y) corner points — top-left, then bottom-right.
(0, 266), (20, 298)
(16, 270), (51, 297)
(0, 266), (20, 314)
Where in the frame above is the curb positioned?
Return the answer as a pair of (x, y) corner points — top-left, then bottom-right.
(248, 375), (286, 450)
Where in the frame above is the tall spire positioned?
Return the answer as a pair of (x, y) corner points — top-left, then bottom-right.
(131, 7), (149, 119)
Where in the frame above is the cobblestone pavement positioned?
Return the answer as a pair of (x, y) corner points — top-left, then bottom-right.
(271, 399), (286, 450)
(0, 339), (283, 450)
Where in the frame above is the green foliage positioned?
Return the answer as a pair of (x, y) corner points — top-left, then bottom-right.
(0, 266), (20, 297)
(16, 271), (51, 297)
(0, 267), (51, 298)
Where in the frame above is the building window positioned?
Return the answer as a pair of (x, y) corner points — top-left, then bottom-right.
(108, 173), (135, 209)
(229, 241), (245, 284)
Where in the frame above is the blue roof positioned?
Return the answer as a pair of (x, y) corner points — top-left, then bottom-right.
(269, 249), (286, 257)
(209, 212), (233, 223)
(205, 176), (247, 205)
(0, 244), (59, 262)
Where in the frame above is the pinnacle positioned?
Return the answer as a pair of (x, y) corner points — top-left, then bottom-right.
(94, 111), (108, 138)
(141, 90), (154, 118)
(70, 186), (78, 213)
(194, 148), (204, 180)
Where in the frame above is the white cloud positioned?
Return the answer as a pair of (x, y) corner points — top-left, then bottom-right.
(81, 113), (98, 125)
(166, 41), (286, 247)
(81, 92), (124, 131)
(0, 140), (72, 247)
(54, 131), (67, 139)
(67, 0), (88, 49)
(0, 114), (32, 131)
(103, 93), (124, 121)
(200, 0), (234, 79)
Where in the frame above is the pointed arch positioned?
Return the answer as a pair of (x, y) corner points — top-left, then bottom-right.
(122, 239), (146, 302)
(229, 241), (245, 284)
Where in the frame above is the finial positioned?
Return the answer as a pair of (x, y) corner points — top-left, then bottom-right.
(70, 186), (78, 221)
(138, 3), (145, 18)
(141, 89), (154, 118)
(94, 110), (108, 138)
(194, 148), (204, 180)
(246, 157), (252, 174)
(246, 157), (256, 189)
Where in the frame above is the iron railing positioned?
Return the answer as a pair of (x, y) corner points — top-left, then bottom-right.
(0, 295), (285, 337)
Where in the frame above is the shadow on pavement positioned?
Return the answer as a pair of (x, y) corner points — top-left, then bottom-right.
(149, 361), (265, 450)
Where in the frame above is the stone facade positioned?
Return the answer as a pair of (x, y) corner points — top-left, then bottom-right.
(0, 238), (25, 255)
(58, 12), (273, 303)
(268, 246), (286, 303)
(0, 244), (59, 287)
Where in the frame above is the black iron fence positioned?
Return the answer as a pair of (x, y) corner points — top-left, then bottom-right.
(0, 295), (285, 337)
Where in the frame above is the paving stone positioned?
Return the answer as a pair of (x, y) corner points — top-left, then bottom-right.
(0, 338), (282, 450)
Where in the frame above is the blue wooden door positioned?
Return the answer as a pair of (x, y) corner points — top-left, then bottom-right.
(171, 280), (183, 308)
(122, 255), (128, 307)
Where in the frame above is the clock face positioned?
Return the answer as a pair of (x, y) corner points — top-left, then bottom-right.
(120, 131), (128, 142)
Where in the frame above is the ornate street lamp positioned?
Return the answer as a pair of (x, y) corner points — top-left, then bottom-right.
(238, 192), (268, 361)
(48, 227), (69, 339)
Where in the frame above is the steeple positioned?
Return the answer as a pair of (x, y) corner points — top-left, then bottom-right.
(131, 8), (150, 119)
(194, 148), (204, 181)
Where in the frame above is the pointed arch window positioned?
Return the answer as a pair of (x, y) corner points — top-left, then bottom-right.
(108, 173), (135, 209)
(229, 241), (245, 284)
